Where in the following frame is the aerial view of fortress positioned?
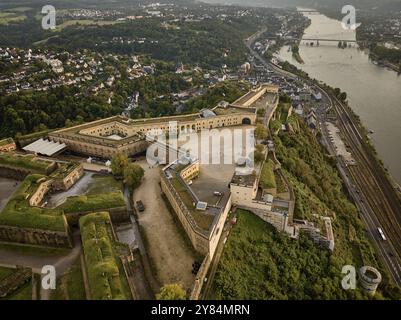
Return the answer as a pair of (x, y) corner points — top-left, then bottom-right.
(0, 84), (337, 300)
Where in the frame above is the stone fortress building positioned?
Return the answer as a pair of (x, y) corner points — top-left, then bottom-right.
(1, 84), (339, 299)
(47, 85), (280, 159)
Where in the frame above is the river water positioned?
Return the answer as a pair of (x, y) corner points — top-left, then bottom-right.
(278, 12), (401, 184)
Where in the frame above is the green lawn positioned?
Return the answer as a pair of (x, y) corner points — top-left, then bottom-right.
(86, 174), (123, 195)
(260, 160), (276, 190)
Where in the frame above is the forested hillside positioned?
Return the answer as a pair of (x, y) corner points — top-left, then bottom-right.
(212, 115), (401, 300)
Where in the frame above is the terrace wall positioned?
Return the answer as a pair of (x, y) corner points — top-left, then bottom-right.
(51, 164), (84, 191)
(66, 206), (130, 227)
(0, 165), (30, 180)
(160, 174), (210, 255)
(190, 254), (211, 300)
(0, 217), (73, 248)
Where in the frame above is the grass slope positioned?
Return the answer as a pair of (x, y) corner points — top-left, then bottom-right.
(212, 116), (401, 300)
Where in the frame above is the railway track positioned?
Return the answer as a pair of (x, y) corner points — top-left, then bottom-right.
(333, 99), (401, 284)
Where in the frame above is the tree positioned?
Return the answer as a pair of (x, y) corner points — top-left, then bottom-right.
(123, 163), (144, 190)
(254, 144), (265, 163)
(255, 124), (268, 140)
(156, 284), (186, 300)
(111, 152), (129, 177)
(339, 92), (347, 102)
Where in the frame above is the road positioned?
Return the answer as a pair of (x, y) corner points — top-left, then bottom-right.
(246, 29), (401, 286)
(0, 230), (83, 300)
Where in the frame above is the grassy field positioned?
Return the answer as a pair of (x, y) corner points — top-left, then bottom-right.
(52, 258), (86, 300)
(86, 174), (123, 195)
(259, 159), (276, 190)
(0, 267), (32, 301)
(0, 171), (125, 233)
(4, 7), (32, 13)
(211, 210), (369, 300)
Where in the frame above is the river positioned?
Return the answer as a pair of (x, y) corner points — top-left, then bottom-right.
(278, 11), (401, 185)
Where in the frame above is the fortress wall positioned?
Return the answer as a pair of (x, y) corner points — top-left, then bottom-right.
(65, 206), (130, 227)
(0, 165), (30, 180)
(0, 216), (73, 248)
(160, 174), (210, 255)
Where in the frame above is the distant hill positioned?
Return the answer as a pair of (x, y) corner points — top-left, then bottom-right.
(199, 0), (401, 12)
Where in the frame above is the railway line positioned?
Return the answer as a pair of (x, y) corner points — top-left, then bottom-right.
(332, 98), (401, 285)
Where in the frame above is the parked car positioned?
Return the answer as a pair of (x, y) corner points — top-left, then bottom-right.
(136, 200), (145, 212)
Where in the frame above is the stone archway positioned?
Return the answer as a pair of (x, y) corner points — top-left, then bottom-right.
(242, 117), (251, 125)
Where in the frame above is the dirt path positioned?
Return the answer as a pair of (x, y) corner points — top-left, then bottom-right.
(133, 160), (197, 292)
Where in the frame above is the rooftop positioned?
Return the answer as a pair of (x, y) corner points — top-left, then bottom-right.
(231, 172), (257, 187)
(23, 138), (68, 157)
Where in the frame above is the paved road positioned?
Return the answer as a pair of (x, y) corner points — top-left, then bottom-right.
(124, 185), (158, 299)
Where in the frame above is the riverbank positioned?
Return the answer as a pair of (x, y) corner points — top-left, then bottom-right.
(313, 8), (401, 74)
(277, 11), (401, 185)
(276, 59), (400, 193)
(292, 51), (304, 64)
(368, 52), (400, 73)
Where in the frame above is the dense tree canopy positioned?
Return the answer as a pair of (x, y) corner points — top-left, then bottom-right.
(123, 163), (144, 191)
(156, 284), (186, 300)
